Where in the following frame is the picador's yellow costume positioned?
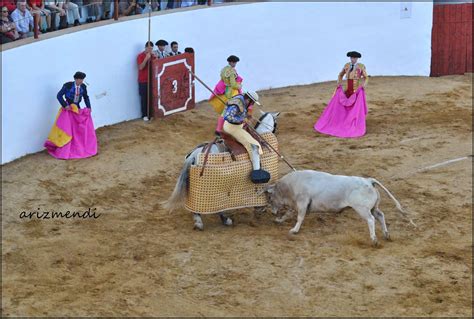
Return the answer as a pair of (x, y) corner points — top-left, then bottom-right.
(222, 91), (270, 184)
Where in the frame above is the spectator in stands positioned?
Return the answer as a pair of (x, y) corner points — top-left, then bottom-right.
(155, 39), (169, 58)
(44, 1), (68, 30)
(11, 1), (34, 37)
(1, 6), (20, 43)
(169, 41), (181, 56)
(83, 1), (102, 22)
(137, 41), (157, 121)
(150, 0), (160, 11)
(135, 0), (156, 13)
(101, 0), (111, 19)
(69, 1), (85, 21)
(180, 0), (196, 8)
(118, 0), (142, 16)
(184, 47), (194, 54)
(4, 1), (17, 13)
(28, 0), (52, 32)
(165, 0), (175, 10)
(64, 0), (80, 26)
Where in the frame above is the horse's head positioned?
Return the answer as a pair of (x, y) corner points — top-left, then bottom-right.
(254, 111), (281, 134)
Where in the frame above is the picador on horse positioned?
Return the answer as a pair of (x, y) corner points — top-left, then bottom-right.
(163, 85), (280, 230)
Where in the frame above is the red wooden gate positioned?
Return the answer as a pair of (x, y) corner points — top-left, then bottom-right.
(151, 53), (195, 118)
(431, 3), (473, 76)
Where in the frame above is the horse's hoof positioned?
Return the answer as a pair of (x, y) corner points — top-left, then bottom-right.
(193, 223), (204, 231)
(274, 218), (283, 224)
(289, 228), (298, 234)
(372, 239), (379, 247)
(383, 232), (392, 241)
(223, 218), (233, 226)
(286, 232), (297, 241)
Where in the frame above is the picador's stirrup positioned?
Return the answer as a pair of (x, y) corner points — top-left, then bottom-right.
(251, 169), (271, 184)
(250, 144), (270, 183)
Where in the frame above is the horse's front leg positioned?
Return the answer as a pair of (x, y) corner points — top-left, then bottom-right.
(193, 213), (204, 230)
(218, 212), (233, 226)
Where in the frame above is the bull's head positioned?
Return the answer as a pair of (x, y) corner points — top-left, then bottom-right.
(258, 184), (284, 216)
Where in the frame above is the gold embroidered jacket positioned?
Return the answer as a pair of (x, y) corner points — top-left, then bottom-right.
(220, 65), (242, 98)
(337, 63), (369, 91)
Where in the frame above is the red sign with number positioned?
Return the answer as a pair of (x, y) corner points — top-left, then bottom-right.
(151, 53), (195, 117)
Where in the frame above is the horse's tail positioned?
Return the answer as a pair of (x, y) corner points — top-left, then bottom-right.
(162, 147), (201, 212)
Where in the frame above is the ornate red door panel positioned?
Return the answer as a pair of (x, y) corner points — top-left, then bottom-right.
(152, 53), (195, 117)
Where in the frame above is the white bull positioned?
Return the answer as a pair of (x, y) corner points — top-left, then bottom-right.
(263, 170), (415, 246)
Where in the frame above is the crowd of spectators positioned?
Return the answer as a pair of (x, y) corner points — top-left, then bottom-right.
(1, 0), (229, 44)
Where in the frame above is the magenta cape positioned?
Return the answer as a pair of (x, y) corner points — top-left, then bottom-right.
(44, 107), (98, 159)
(208, 75), (243, 99)
(314, 86), (368, 138)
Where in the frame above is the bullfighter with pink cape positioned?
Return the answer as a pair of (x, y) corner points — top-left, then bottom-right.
(209, 55), (245, 135)
(44, 72), (98, 159)
(314, 51), (369, 138)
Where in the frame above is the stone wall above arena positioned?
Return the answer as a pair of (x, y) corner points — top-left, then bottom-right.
(1, 2), (433, 163)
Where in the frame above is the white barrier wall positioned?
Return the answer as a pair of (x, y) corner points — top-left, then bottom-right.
(1, 2), (433, 163)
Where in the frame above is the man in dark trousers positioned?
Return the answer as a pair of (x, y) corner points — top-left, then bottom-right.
(155, 39), (169, 58)
(137, 41), (157, 121)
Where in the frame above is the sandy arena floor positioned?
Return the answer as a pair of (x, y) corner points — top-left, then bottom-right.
(1, 75), (472, 317)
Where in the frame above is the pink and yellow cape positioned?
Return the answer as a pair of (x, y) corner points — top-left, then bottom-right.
(208, 76), (243, 114)
(44, 104), (98, 159)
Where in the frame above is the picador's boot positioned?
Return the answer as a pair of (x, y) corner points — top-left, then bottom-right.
(250, 144), (271, 184)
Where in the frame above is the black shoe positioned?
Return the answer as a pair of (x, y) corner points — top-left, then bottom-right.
(74, 20), (80, 26)
(86, 17), (92, 23)
(251, 169), (271, 184)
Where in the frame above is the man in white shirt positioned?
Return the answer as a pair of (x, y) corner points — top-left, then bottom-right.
(11, 1), (33, 37)
(155, 39), (169, 58)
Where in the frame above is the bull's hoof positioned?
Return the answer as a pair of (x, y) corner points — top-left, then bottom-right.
(289, 228), (299, 234)
(193, 223), (204, 231)
(286, 232), (297, 241)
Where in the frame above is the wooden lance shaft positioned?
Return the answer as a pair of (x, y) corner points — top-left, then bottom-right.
(146, 0), (152, 120)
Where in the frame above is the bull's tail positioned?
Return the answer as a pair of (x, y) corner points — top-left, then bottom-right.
(162, 148), (200, 212)
(370, 178), (417, 227)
